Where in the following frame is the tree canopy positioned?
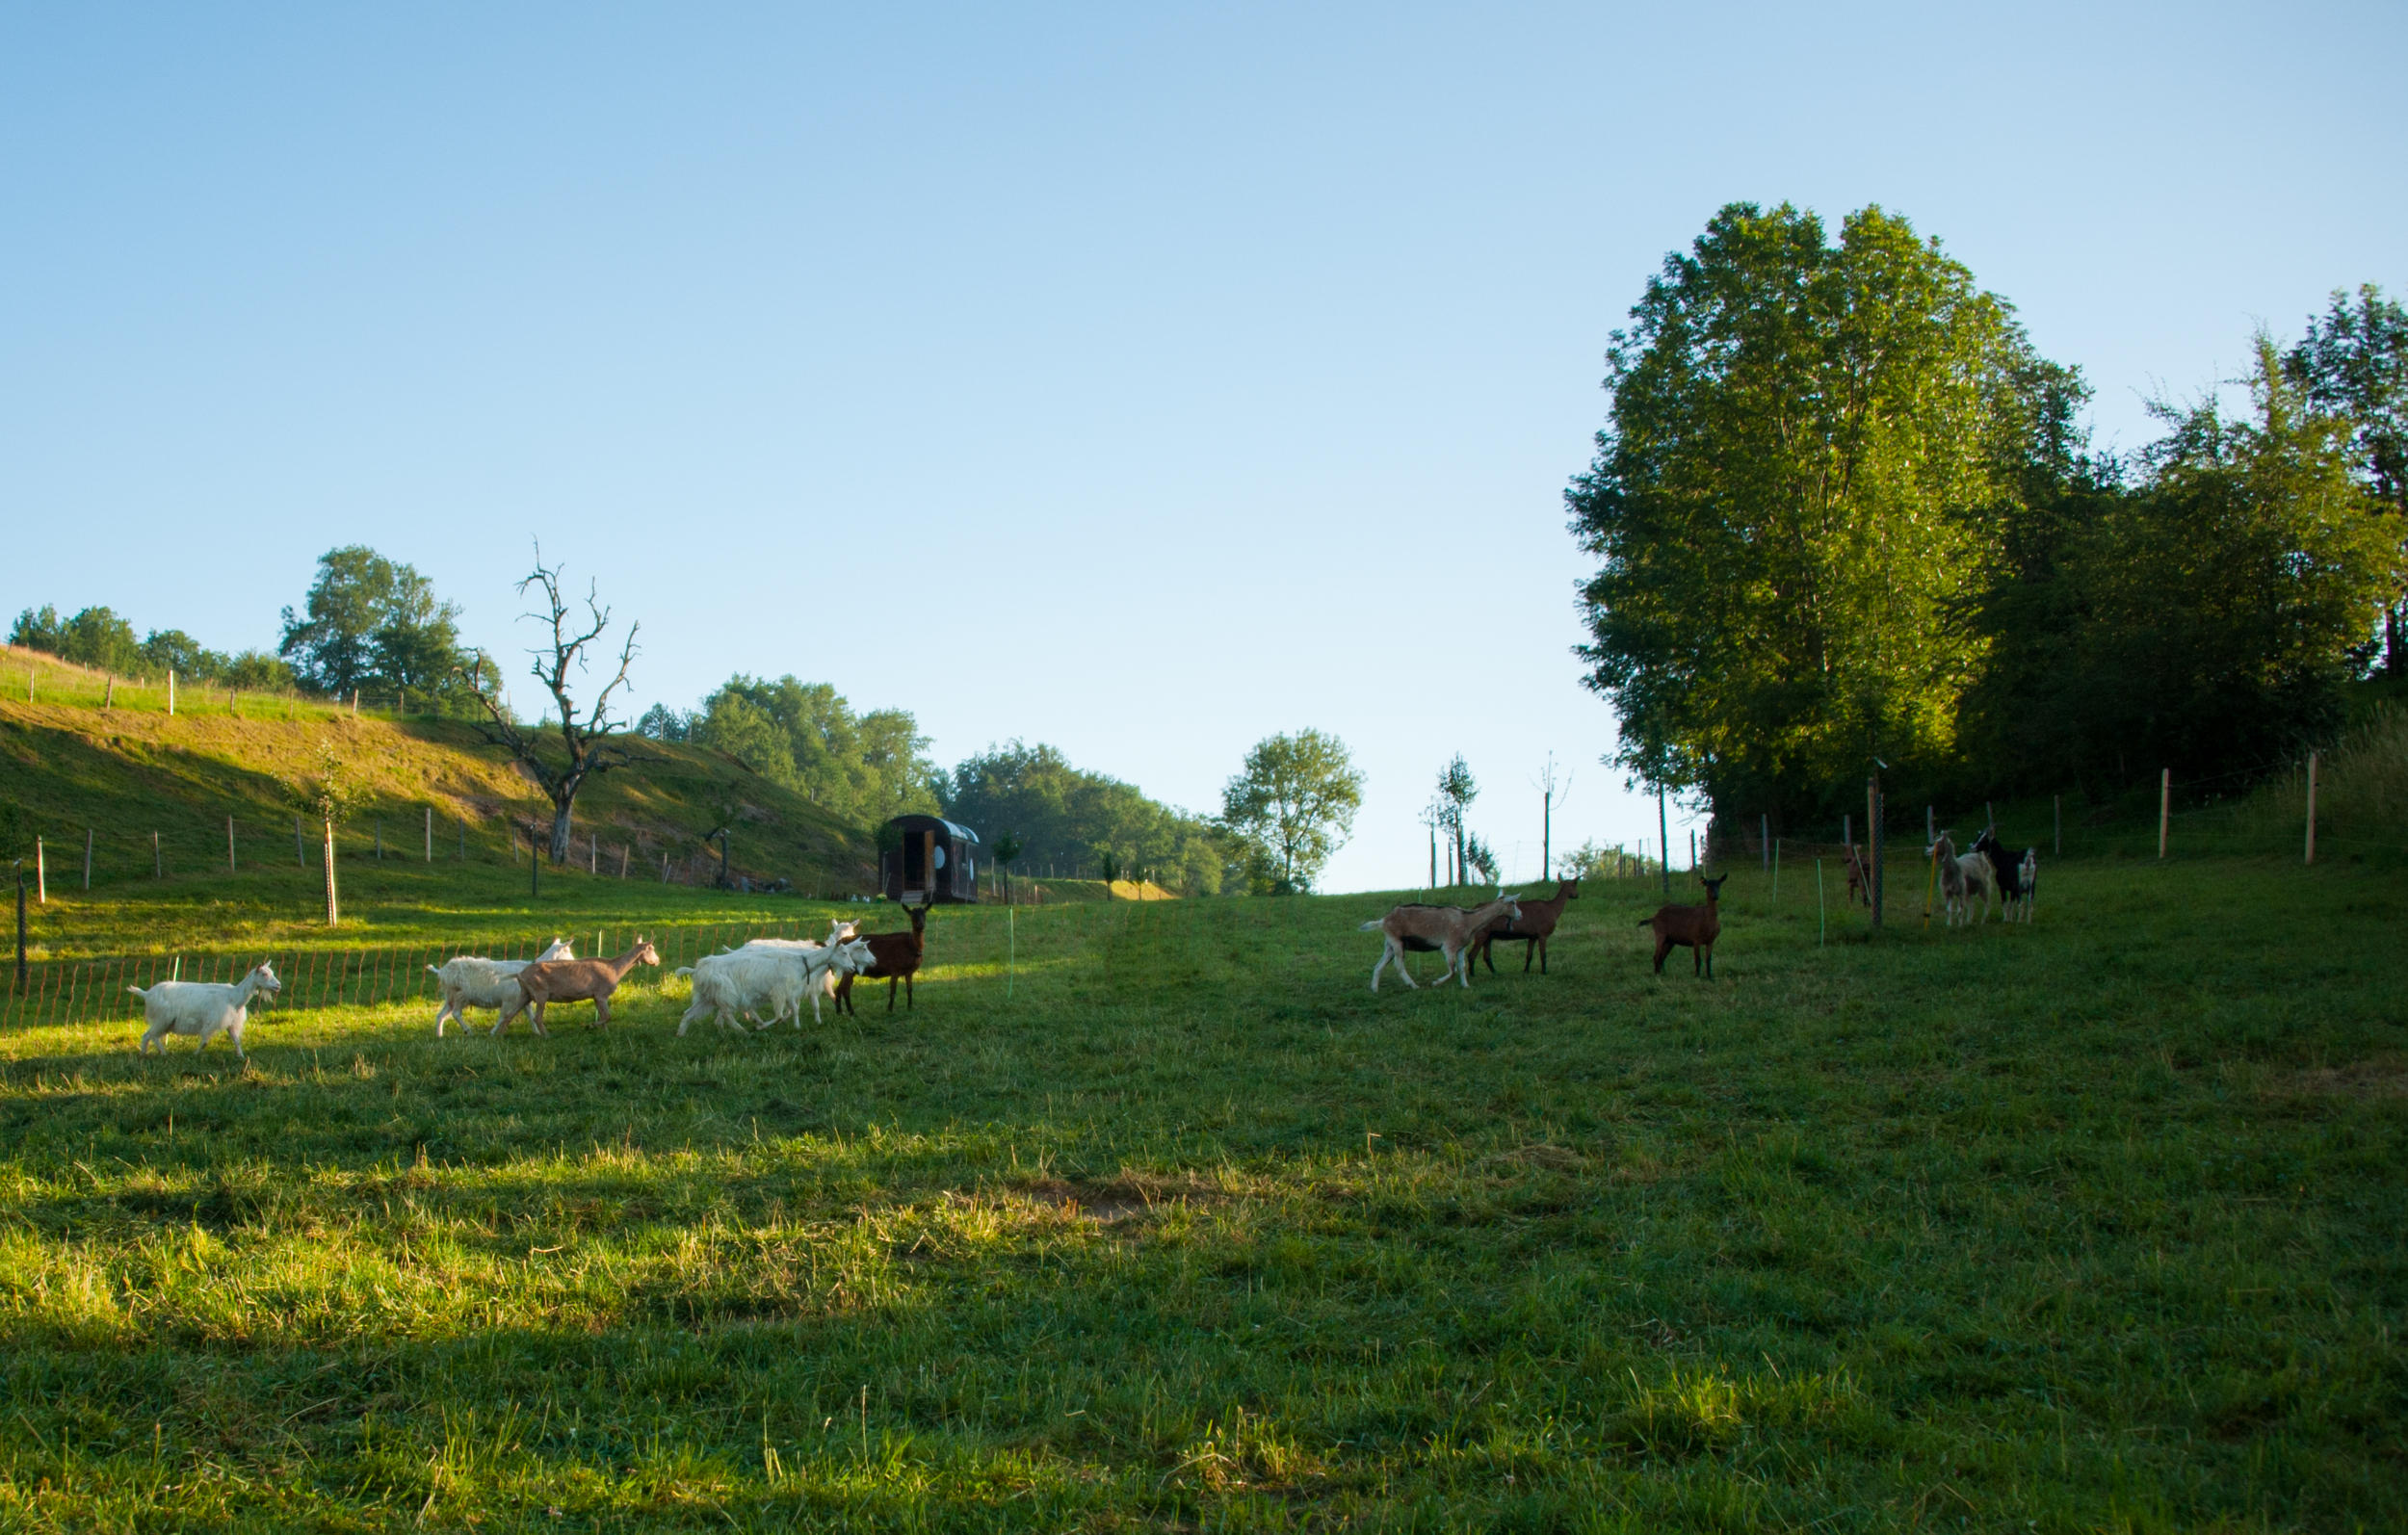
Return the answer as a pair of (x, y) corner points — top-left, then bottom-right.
(1571, 202), (2052, 823)
(1573, 205), (2404, 827)
(1219, 730), (1363, 895)
(278, 546), (488, 709)
(1963, 339), (2402, 792)
(2285, 284), (2408, 675)
(648, 676), (942, 831)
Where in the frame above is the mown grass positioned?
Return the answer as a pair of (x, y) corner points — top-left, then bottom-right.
(1, 858), (2403, 1530)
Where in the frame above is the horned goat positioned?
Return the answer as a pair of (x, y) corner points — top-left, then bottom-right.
(428, 938), (575, 1035)
(130, 962), (281, 1059)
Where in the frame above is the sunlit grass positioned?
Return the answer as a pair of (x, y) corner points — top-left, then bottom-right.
(1, 860), (2403, 1528)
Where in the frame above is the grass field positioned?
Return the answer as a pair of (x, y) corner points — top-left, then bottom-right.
(2, 854), (2404, 1530)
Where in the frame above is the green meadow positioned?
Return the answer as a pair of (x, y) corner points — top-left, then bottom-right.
(1, 853), (2403, 1531)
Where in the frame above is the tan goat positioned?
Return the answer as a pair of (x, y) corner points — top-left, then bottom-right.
(495, 939), (661, 1036)
(1363, 895), (1521, 992)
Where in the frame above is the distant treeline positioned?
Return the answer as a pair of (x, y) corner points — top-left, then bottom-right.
(1573, 202), (2408, 830)
(11, 546), (497, 714)
(639, 689), (1230, 895)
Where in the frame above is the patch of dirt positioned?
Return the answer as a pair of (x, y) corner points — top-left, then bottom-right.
(1019, 1180), (1156, 1224)
(1480, 1142), (1591, 1173)
(2280, 1058), (2408, 1099)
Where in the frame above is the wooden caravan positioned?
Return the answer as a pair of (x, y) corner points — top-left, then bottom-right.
(878, 816), (982, 905)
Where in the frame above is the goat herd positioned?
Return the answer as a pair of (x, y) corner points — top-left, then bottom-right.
(120, 841), (2039, 1059)
(122, 905), (929, 1061)
(1369, 822), (2041, 994)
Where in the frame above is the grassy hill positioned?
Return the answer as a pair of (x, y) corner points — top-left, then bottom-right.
(0, 853), (2403, 1527)
(0, 643), (877, 899)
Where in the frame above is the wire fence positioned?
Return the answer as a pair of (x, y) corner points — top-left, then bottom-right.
(0, 916), (869, 1032)
(10, 808), (826, 897)
(4, 648), (462, 724)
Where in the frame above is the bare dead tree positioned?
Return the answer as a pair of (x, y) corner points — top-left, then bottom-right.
(458, 549), (647, 864)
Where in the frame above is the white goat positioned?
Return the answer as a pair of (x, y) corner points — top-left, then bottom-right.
(674, 939), (871, 1035)
(1927, 833), (1997, 927)
(2013, 850), (2037, 923)
(130, 962), (282, 1059)
(1363, 895), (1522, 991)
(428, 939), (575, 1035)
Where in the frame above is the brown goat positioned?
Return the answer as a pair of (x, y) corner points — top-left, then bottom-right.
(836, 904), (926, 1016)
(1474, 877), (1580, 974)
(496, 939), (661, 1035)
(1640, 875), (1728, 978)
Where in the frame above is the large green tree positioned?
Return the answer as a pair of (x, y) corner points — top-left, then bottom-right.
(2284, 284), (2408, 675)
(279, 546), (485, 708)
(685, 676), (940, 827)
(1219, 730), (1363, 895)
(1570, 202), (2055, 825)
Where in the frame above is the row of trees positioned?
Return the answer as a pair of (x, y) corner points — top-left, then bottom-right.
(1572, 202), (2406, 830)
(637, 696), (1372, 896)
(941, 741), (1228, 894)
(9, 605), (295, 690)
(10, 546), (497, 711)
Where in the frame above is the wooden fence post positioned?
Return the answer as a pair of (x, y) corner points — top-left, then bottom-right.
(34, 838), (44, 904)
(2054, 794), (2061, 857)
(294, 815), (305, 866)
(2304, 753), (2318, 866)
(152, 831), (162, 878)
(618, 845), (628, 878)
(375, 820), (383, 861)
(103, 677), (115, 709)
(425, 807), (432, 863)
(226, 817), (236, 873)
(83, 828), (92, 891)
(2159, 769), (2170, 859)
(1761, 814), (1769, 872)
(168, 670), (176, 716)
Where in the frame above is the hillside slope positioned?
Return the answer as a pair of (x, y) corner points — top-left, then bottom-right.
(0, 646), (875, 894)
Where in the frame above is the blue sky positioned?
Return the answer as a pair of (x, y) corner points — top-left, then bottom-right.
(5, 3), (2401, 891)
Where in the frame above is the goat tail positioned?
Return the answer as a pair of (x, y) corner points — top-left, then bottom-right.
(672, 966), (694, 978)
(1634, 918), (1653, 926)
(1358, 920), (1387, 932)
(126, 985), (147, 998)
(425, 965), (443, 977)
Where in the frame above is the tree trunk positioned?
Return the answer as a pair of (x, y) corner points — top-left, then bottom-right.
(549, 801), (574, 865)
(323, 820), (339, 927)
